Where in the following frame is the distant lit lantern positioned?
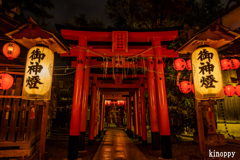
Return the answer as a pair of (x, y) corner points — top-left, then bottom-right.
(230, 59), (240, 70)
(179, 81), (191, 93)
(224, 85), (235, 97)
(105, 100), (111, 105)
(191, 84), (194, 93)
(220, 59), (231, 70)
(192, 46), (224, 100)
(2, 42), (20, 60)
(0, 73), (14, 90)
(186, 59), (192, 71)
(235, 85), (240, 96)
(173, 58), (186, 71)
(22, 45), (54, 100)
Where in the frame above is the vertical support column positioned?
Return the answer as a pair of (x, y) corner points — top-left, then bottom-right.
(147, 58), (160, 150)
(96, 90), (100, 138)
(79, 57), (90, 151)
(126, 97), (130, 134)
(140, 78), (147, 146)
(133, 92), (138, 138)
(152, 37), (172, 158)
(89, 76), (97, 145)
(68, 37), (87, 159)
(130, 95), (134, 138)
(38, 101), (48, 160)
(137, 89), (142, 141)
(99, 95), (105, 137)
(102, 98), (106, 130)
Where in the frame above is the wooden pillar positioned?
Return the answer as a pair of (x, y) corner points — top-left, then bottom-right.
(140, 78), (147, 146)
(96, 89), (100, 138)
(126, 97), (130, 131)
(133, 92), (138, 138)
(130, 95), (134, 137)
(137, 89), (142, 141)
(38, 101), (49, 160)
(68, 37), (87, 159)
(79, 57), (90, 151)
(147, 58), (160, 150)
(100, 95), (105, 137)
(153, 37), (172, 158)
(89, 76), (97, 145)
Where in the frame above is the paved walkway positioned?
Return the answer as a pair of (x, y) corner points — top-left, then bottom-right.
(93, 128), (148, 160)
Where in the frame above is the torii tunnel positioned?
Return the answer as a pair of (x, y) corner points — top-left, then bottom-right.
(58, 26), (178, 159)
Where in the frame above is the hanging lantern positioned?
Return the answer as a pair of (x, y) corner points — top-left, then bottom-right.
(230, 59), (240, 70)
(0, 73), (14, 90)
(22, 45), (54, 100)
(105, 100), (111, 105)
(186, 59), (192, 71)
(224, 85), (235, 97)
(220, 59), (231, 70)
(235, 85), (240, 96)
(191, 84), (194, 93)
(173, 58), (186, 71)
(179, 81), (191, 93)
(2, 42), (21, 60)
(192, 46), (224, 100)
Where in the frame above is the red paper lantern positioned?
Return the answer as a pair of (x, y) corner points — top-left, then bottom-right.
(191, 84), (194, 93)
(186, 59), (192, 71)
(179, 81), (191, 93)
(173, 58), (186, 71)
(235, 85), (240, 96)
(230, 59), (240, 70)
(2, 42), (20, 60)
(220, 59), (231, 70)
(0, 73), (14, 90)
(224, 85), (235, 97)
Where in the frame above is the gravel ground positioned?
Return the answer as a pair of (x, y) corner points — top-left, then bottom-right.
(134, 140), (240, 160)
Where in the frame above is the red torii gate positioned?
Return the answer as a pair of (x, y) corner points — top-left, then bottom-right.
(59, 27), (178, 159)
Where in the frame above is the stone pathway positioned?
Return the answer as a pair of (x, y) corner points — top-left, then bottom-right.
(93, 128), (148, 160)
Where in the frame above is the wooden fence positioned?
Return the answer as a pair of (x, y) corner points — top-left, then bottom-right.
(0, 77), (52, 158)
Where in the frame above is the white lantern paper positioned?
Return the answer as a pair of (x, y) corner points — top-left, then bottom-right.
(22, 45), (54, 100)
(191, 46), (224, 100)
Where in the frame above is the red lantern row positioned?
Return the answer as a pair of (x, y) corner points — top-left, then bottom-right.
(220, 59), (240, 70)
(173, 58), (192, 71)
(179, 81), (194, 94)
(224, 85), (240, 96)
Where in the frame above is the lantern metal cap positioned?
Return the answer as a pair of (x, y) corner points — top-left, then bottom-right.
(196, 44), (210, 49)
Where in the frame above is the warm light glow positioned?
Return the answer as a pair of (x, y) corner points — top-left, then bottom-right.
(186, 59), (192, 71)
(235, 85), (240, 96)
(2, 42), (20, 60)
(220, 59), (231, 70)
(173, 58), (186, 71)
(224, 85), (235, 97)
(192, 46), (224, 100)
(230, 59), (240, 70)
(22, 46), (54, 100)
(179, 81), (191, 93)
(0, 73), (14, 90)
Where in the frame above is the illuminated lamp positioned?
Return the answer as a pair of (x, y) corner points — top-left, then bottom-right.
(2, 42), (21, 60)
(235, 85), (240, 96)
(191, 84), (194, 93)
(186, 59), (192, 71)
(220, 59), (231, 70)
(0, 73), (14, 90)
(173, 58), (186, 71)
(22, 45), (54, 100)
(224, 85), (235, 97)
(179, 81), (191, 93)
(230, 59), (240, 70)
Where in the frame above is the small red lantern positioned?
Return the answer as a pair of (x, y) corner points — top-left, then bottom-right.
(0, 73), (14, 90)
(224, 85), (235, 97)
(220, 59), (231, 70)
(191, 84), (194, 93)
(179, 81), (191, 93)
(230, 59), (240, 70)
(2, 42), (21, 60)
(186, 59), (192, 71)
(235, 85), (240, 96)
(173, 58), (186, 71)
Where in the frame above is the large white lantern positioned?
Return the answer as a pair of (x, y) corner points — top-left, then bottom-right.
(191, 46), (224, 100)
(22, 45), (54, 100)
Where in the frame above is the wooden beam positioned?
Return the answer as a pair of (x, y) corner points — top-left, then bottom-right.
(97, 83), (140, 88)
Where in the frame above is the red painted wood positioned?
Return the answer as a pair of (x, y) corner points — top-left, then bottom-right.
(80, 57), (90, 132)
(153, 38), (170, 135)
(133, 92), (138, 136)
(137, 89), (142, 138)
(140, 78), (147, 141)
(69, 37), (87, 136)
(147, 58), (159, 132)
(100, 95), (104, 131)
(126, 97), (130, 130)
(112, 31), (128, 52)
(89, 76), (97, 140)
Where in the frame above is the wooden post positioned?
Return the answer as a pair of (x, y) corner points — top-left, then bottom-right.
(195, 99), (206, 159)
(38, 101), (49, 160)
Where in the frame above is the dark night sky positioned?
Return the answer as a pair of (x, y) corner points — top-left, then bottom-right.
(46, 0), (112, 30)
